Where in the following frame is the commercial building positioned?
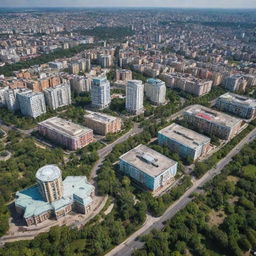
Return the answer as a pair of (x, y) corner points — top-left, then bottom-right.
(119, 144), (177, 191)
(84, 111), (121, 135)
(116, 69), (133, 81)
(38, 117), (93, 150)
(216, 92), (256, 120)
(184, 105), (243, 140)
(15, 165), (95, 226)
(126, 80), (144, 115)
(91, 77), (111, 109)
(17, 90), (46, 118)
(44, 83), (71, 110)
(158, 123), (211, 161)
(145, 78), (166, 105)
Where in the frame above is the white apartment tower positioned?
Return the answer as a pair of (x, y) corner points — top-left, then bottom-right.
(126, 80), (144, 115)
(145, 78), (166, 105)
(91, 77), (111, 109)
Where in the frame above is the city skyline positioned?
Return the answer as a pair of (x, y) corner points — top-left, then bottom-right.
(1, 0), (256, 9)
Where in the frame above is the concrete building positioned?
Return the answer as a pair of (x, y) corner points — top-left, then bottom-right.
(184, 105), (243, 140)
(4, 88), (24, 111)
(15, 165), (95, 226)
(116, 69), (133, 81)
(119, 144), (177, 191)
(0, 86), (8, 106)
(145, 78), (166, 105)
(216, 92), (256, 120)
(17, 90), (46, 118)
(44, 83), (71, 110)
(98, 54), (112, 68)
(70, 76), (91, 94)
(38, 117), (93, 150)
(68, 62), (80, 74)
(224, 75), (247, 92)
(91, 77), (111, 109)
(126, 80), (144, 115)
(84, 111), (122, 135)
(158, 123), (211, 161)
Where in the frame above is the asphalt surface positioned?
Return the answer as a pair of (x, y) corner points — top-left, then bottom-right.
(106, 127), (256, 256)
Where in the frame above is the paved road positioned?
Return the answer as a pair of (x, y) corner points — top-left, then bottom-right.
(105, 127), (256, 256)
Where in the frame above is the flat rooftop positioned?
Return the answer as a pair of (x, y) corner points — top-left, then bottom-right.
(184, 105), (242, 128)
(85, 111), (118, 124)
(119, 144), (177, 178)
(218, 92), (256, 108)
(146, 78), (165, 86)
(36, 165), (61, 182)
(39, 117), (92, 138)
(159, 123), (210, 149)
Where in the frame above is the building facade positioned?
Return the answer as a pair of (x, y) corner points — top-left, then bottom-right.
(184, 105), (243, 140)
(91, 77), (111, 109)
(38, 117), (94, 150)
(158, 123), (211, 161)
(15, 165), (95, 226)
(224, 75), (247, 92)
(215, 92), (256, 120)
(70, 76), (91, 94)
(84, 111), (122, 135)
(126, 80), (144, 115)
(119, 144), (177, 191)
(145, 78), (166, 105)
(116, 69), (133, 81)
(44, 83), (72, 110)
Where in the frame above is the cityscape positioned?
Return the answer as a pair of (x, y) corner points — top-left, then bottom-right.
(0, 2), (256, 256)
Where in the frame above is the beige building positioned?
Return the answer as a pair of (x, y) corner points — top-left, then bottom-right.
(84, 111), (122, 135)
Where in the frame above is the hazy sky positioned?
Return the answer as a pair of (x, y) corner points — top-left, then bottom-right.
(0, 0), (256, 9)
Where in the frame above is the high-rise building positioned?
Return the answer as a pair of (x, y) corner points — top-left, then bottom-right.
(4, 88), (24, 111)
(115, 69), (133, 81)
(126, 80), (144, 115)
(44, 83), (71, 110)
(91, 77), (111, 109)
(17, 90), (46, 118)
(70, 76), (91, 94)
(68, 62), (80, 74)
(224, 75), (247, 92)
(145, 78), (166, 105)
(98, 54), (112, 68)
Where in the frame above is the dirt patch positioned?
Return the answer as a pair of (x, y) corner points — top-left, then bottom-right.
(34, 142), (47, 149)
(227, 175), (240, 184)
(228, 196), (239, 205)
(208, 209), (226, 227)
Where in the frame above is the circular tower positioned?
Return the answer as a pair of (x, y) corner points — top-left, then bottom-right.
(36, 165), (63, 203)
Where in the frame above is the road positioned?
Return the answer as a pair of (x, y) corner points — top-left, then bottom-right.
(105, 127), (256, 256)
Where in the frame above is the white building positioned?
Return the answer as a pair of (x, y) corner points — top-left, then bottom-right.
(91, 77), (111, 109)
(126, 80), (144, 115)
(145, 78), (166, 105)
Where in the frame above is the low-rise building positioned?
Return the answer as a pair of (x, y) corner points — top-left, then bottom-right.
(158, 123), (211, 161)
(215, 92), (256, 120)
(84, 111), (121, 135)
(38, 117), (93, 150)
(119, 144), (177, 191)
(184, 105), (243, 140)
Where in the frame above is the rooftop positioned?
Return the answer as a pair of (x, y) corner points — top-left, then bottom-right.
(159, 123), (211, 149)
(39, 117), (92, 138)
(146, 78), (165, 86)
(36, 164), (61, 182)
(84, 111), (118, 124)
(44, 83), (69, 92)
(185, 105), (242, 127)
(119, 144), (177, 178)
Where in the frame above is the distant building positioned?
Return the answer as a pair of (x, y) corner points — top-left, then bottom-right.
(126, 80), (144, 115)
(91, 77), (111, 109)
(44, 83), (71, 110)
(116, 69), (133, 81)
(98, 54), (112, 68)
(17, 90), (46, 118)
(216, 92), (256, 120)
(84, 111), (122, 135)
(38, 117), (93, 150)
(119, 144), (177, 191)
(68, 62), (80, 74)
(145, 78), (166, 105)
(15, 165), (95, 226)
(184, 105), (243, 140)
(158, 123), (211, 161)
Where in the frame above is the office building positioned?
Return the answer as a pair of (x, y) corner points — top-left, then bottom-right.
(17, 90), (46, 118)
(44, 83), (71, 110)
(91, 77), (111, 109)
(126, 80), (144, 115)
(38, 117), (94, 150)
(116, 69), (133, 81)
(216, 92), (256, 120)
(119, 144), (177, 191)
(145, 78), (166, 105)
(184, 105), (243, 140)
(84, 111), (121, 135)
(158, 123), (211, 161)
(15, 165), (95, 226)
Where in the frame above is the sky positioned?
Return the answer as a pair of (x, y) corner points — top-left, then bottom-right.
(0, 0), (256, 9)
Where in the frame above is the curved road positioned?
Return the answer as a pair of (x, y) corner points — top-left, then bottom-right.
(105, 127), (256, 256)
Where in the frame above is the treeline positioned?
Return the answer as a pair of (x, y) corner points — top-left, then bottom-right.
(0, 44), (93, 76)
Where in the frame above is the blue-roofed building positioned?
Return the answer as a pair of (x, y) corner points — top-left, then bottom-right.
(15, 165), (95, 226)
